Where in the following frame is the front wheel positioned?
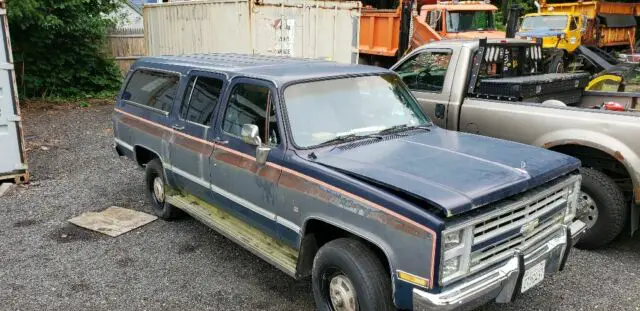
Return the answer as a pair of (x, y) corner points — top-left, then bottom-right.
(574, 167), (627, 249)
(312, 238), (395, 311)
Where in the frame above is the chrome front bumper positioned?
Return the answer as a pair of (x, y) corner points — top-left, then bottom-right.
(413, 220), (587, 311)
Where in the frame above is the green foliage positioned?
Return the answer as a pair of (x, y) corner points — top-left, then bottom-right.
(8, 0), (123, 99)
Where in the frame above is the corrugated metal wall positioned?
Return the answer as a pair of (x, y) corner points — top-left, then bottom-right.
(144, 0), (360, 64)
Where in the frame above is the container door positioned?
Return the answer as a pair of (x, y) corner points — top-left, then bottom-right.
(0, 7), (25, 177)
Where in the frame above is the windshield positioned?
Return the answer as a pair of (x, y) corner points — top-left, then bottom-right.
(283, 74), (430, 148)
(521, 15), (568, 31)
(446, 11), (495, 32)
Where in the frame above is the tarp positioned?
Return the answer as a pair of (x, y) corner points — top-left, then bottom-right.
(598, 14), (637, 28)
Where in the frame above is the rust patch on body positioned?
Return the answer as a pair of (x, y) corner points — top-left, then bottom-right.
(634, 186), (640, 203)
(613, 151), (624, 161)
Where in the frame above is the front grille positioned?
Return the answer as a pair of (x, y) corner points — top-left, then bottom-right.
(467, 179), (572, 273)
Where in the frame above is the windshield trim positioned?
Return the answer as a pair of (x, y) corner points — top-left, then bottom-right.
(278, 72), (432, 151)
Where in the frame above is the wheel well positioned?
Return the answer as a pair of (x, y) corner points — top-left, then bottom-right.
(134, 146), (159, 166)
(295, 219), (391, 279)
(549, 144), (633, 194)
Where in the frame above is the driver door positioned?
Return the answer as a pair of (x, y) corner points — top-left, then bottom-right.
(392, 48), (456, 128)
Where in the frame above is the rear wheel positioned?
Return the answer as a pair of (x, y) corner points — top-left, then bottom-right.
(312, 238), (395, 311)
(144, 159), (182, 219)
(574, 167), (627, 249)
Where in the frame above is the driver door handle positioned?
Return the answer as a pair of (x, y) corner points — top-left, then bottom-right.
(214, 137), (228, 145)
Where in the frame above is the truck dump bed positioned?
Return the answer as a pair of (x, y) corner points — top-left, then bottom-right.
(540, 0), (637, 47)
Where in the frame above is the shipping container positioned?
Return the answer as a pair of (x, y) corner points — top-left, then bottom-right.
(0, 0), (28, 183)
(144, 0), (361, 64)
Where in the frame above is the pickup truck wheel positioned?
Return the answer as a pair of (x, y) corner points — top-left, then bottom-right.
(312, 238), (395, 311)
(144, 159), (181, 219)
(574, 167), (626, 250)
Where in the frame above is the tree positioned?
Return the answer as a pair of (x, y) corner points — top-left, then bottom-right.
(8, 0), (123, 98)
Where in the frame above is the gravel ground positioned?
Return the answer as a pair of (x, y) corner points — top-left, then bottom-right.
(0, 103), (639, 311)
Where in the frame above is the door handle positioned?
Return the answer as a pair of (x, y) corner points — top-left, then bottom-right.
(171, 124), (185, 131)
(214, 137), (228, 145)
(435, 104), (445, 119)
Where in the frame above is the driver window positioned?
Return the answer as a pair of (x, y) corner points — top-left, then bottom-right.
(569, 17), (578, 31)
(427, 10), (443, 31)
(395, 50), (452, 93)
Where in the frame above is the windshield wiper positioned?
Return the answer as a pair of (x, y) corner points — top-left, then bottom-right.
(316, 133), (381, 148)
(376, 124), (431, 135)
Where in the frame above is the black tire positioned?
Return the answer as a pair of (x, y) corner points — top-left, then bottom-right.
(574, 167), (627, 250)
(548, 55), (565, 73)
(312, 238), (395, 311)
(144, 158), (181, 219)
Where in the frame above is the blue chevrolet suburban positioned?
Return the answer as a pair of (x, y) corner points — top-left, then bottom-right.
(113, 54), (587, 310)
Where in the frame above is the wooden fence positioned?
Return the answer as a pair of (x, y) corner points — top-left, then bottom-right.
(107, 28), (145, 76)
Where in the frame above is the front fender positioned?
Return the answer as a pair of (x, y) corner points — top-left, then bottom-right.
(532, 128), (640, 197)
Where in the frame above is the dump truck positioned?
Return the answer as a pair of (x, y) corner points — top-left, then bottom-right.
(516, 0), (639, 73)
(360, 0), (505, 66)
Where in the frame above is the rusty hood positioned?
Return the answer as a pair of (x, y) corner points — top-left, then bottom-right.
(313, 128), (579, 217)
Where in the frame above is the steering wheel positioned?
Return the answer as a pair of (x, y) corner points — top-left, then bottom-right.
(414, 69), (431, 87)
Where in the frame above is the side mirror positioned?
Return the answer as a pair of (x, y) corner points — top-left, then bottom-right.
(241, 124), (262, 146)
(241, 123), (271, 165)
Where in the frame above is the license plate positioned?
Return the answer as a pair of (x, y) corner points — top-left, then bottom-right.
(521, 260), (546, 293)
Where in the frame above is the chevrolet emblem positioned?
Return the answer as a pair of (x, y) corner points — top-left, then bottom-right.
(521, 218), (539, 237)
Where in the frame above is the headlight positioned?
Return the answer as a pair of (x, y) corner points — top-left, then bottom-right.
(564, 177), (582, 223)
(443, 230), (462, 250)
(440, 227), (472, 284)
(442, 257), (460, 276)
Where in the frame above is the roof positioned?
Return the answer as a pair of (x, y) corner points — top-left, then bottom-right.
(134, 53), (390, 86)
(124, 0), (143, 15)
(421, 3), (498, 11)
(415, 38), (536, 50)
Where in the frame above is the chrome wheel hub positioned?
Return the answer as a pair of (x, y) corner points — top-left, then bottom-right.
(329, 275), (357, 311)
(153, 177), (165, 203)
(577, 191), (598, 229)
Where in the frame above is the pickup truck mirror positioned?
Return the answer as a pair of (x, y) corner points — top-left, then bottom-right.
(241, 124), (262, 146)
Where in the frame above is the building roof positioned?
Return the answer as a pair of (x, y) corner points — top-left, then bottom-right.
(134, 53), (390, 86)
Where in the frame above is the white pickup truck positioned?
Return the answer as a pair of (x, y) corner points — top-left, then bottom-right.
(392, 39), (640, 249)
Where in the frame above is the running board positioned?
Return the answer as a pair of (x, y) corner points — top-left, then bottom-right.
(166, 193), (299, 277)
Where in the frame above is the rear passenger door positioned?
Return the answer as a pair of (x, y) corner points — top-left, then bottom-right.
(167, 71), (225, 200)
(210, 78), (283, 238)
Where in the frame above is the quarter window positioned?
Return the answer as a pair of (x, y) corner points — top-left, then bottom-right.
(395, 50), (452, 93)
(180, 76), (224, 125)
(122, 70), (179, 113)
(222, 83), (280, 146)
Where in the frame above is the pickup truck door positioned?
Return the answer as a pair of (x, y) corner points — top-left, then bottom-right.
(392, 48), (458, 128)
(209, 78), (283, 239)
(167, 71), (225, 201)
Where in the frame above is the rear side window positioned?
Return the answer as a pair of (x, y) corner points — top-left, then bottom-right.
(222, 83), (280, 146)
(122, 69), (179, 113)
(180, 76), (224, 125)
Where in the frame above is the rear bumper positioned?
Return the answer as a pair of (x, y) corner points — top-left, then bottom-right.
(413, 220), (587, 311)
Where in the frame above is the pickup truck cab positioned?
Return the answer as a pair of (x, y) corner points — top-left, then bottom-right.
(392, 39), (640, 250)
(113, 54), (585, 310)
